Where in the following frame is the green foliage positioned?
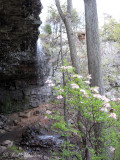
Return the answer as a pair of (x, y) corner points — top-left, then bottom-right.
(44, 4), (83, 36)
(9, 145), (23, 154)
(46, 64), (120, 159)
(72, 9), (83, 30)
(47, 3), (66, 24)
(102, 15), (120, 45)
(44, 24), (52, 35)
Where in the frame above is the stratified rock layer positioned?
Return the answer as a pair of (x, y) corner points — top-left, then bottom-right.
(0, 0), (51, 112)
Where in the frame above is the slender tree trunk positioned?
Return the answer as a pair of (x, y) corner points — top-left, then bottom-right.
(64, 16), (81, 74)
(84, 0), (105, 156)
(67, 0), (72, 15)
(55, 0), (80, 74)
(60, 21), (67, 122)
(84, 0), (104, 95)
(60, 21), (69, 160)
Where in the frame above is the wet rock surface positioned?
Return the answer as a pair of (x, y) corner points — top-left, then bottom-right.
(20, 127), (63, 150)
(0, 104), (63, 159)
(0, 0), (51, 112)
(0, 115), (8, 130)
(0, 103), (82, 160)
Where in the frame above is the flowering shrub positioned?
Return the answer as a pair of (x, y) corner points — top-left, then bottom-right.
(45, 65), (120, 159)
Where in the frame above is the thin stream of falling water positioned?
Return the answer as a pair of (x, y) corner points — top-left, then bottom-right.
(37, 38), (46, 85)
(37, 38), (45, 58)
(36, 37), (52, 104)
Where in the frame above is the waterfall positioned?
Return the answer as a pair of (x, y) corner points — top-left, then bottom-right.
(31, 37), (52, 107)
(37, 38), (45, 60)
(37, 38), (47, 86)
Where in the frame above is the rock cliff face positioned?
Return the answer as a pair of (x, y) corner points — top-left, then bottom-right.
(0, 0), (51, 112)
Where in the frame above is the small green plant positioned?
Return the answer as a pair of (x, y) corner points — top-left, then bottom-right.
(44, 24), (52, 35)
(46, 64), (120, 160)
(9, 145), (23, 154)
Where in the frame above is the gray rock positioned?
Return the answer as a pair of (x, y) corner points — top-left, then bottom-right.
(0, 122), (4, 129)
(0, 146), (7, 154)
(2, 140), (13, 147)
(13, 119), (19, 126)
(21, 127), (64, 150)
(19, 112), (31, 118)
(36, 135), (64, 148)
(44, 156), (49, 160)
(0, 0), (51, 112)
(0, 129), (6, 134)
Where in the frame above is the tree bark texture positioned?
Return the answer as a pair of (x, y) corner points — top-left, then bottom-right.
(84, 0), (104, 95)
(55, 0), (80, 74)
(67, 0), (73, 15)
(84, 0), (105, 156)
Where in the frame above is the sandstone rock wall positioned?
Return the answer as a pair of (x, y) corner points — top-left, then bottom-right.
(0, 0), (51, 112)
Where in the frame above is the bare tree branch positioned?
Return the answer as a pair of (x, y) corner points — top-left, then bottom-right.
(55, 0), (65, 22)
(55, 0), (80, 74)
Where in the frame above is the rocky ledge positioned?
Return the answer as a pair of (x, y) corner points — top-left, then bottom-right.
(0, 0), (51, 112)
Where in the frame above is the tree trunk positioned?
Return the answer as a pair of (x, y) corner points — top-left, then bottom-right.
(64, 16), (81, 74)
(84, 0), (104, 95)
(84, 0), (105, 156)
(55, 0), (80, 74)
(67, 0), (72, 15)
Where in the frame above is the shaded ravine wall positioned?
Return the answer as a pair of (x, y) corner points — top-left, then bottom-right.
(0, 0), (51, 113)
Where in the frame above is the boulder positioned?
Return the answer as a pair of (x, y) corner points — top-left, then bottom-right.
(2, 140), (13, 147)
(0, 146), (7, 154)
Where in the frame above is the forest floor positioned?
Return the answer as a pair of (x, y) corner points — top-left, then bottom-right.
(0, 103), (65, 160)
